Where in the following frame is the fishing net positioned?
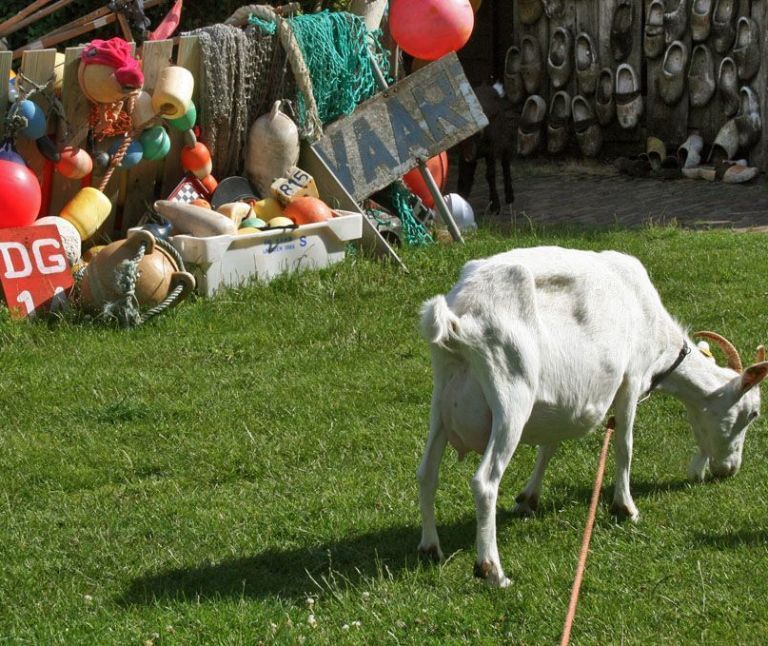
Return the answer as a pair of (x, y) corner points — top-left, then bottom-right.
(389, 182), (434, 246)
(188, 10), (429, 246)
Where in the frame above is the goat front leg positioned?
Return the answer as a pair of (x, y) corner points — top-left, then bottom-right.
(484, 154), (501, 214)
(472, 386), (532, 587)
(610, 384), (641, 522)
(501, 150), (514, 207)
(417, 396), (449, 562)
(512, 442), (560, 517)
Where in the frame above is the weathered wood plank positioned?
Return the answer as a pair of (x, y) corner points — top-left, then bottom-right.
(749, 0), (766, 169)
(48, 46), (88, 217)
(0, 51), (12, 136)
(645, 0), (689, 149)
(312, 53), (487, 202)
(121, 38), (174, 230)
(18, 49), (56, 215)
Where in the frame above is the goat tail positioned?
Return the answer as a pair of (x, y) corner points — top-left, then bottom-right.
(420, 296), (462, 349)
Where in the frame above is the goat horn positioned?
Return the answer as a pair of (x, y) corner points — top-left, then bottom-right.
(693, 331), (743, 372)
(756, 345), (766, 364)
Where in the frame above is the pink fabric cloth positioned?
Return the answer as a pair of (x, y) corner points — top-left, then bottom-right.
(80, 37), (143, 89)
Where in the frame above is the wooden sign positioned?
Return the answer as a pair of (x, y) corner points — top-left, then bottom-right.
(0, 225), (72, 318)
(311, 52), (488, 202)
(270, 166), (319, 205)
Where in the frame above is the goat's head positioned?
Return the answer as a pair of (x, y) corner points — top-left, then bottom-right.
(686, 332), (768, 481)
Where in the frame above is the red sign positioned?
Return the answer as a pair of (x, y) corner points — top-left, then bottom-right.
(0, 225), (74, 319)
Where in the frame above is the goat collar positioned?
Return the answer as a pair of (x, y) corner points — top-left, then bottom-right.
(647, 342), (691, 394)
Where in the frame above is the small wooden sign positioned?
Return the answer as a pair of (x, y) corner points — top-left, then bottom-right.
(270, 166), (320, 205)
(0, 225), (73, 318)
(311, 52), (488, 202)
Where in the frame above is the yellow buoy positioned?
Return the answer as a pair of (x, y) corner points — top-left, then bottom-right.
(60, 187), (113, 240)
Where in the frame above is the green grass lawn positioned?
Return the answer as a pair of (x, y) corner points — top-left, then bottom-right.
(2, 224), (768, 643)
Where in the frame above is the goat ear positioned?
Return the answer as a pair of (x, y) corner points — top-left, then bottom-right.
(741, 362), (768, 393)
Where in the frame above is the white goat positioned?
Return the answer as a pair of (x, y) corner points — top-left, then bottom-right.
(418, 246), (767, 587)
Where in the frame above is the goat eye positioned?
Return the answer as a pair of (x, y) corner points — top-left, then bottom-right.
(750, 411), (759, 420)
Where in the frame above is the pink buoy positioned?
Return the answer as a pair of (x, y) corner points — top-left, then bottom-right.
(402, 151), (448, 209)
(390, 0), (474, 61)
(0, 159), (42, 227)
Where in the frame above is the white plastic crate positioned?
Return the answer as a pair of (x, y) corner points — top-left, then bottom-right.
(166, 211), (362, 296)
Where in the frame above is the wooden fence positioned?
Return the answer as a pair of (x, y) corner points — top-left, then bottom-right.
(510, 0), (768, 168)
(0, 36), (201, 237)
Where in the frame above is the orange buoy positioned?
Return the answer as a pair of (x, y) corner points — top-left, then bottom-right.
(200, 174), (218, 193)
(283, 196), (333, 225)
(56, 146), (93, 180)
(181, 141), (212, 179)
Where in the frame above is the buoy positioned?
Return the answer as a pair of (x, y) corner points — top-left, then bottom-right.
(250, 197), (284, 221)
(389, 0), (474, 60)
(283, 196), (333, 225)
(0, 159), (42, 227)
(139, 125), (171, 161)
(34, 216), (82, 265)
(181, 141), (212, 179)
(444, 193), (476, 231)
(132, 91), (157, 130)
(152, 66), (194, 119)
(245, 100), (300, 195)
(267, 216), (295, 228)
(78, 37), (143, 104)
(18, 99), (47, 140)
(0, 140), (26, 166)
(240, 216), (267, 229)
(167, 102), (197, 131)
(108, 139), (144, 168)
(59, 187), (113, 240)
(402, 151), (449, 208)
(200, 174), (218, 193)
(56, 146), (93, 179)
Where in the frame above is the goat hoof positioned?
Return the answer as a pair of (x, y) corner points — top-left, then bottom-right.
(474, 560), (510, 587)
(512, 492), (539, 517)
(609, 502), (640, 523)
(418, 544), (444, 563)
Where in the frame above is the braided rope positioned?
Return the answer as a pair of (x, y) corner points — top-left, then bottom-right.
(97, 94), (136, 192)
(560, 422), (614, 645)
(277, 16), (323, 141)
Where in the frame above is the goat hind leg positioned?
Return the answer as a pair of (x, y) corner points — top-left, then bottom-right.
(417, 399), (449, 562)
(501, 151), (514, 205)
(472, 385), (532, 587)
(512, 442), (559, 517)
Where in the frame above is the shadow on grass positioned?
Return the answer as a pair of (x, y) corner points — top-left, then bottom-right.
(528, 477), (693, 518)
(120, 518), (477, 605)
(691, 529), (768, 549)
(120, 477), (694, 606)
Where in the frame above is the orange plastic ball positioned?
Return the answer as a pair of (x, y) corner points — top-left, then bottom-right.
(283, 196), (333, 225)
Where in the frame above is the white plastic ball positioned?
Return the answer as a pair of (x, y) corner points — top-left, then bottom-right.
(444, 193), (476, 232)
(34, 216), (82, 266)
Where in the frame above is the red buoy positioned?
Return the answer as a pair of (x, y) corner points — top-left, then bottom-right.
(390, 0), (474, 61)
(0, 160), (42, 227)
(402, 151), (448, 209)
